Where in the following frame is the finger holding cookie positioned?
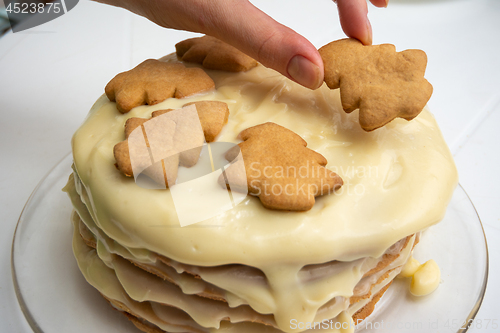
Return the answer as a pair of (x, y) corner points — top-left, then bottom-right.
(335, 0), (389, 46)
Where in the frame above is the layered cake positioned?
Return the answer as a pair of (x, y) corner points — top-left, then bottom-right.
(64, 37), (458, 332)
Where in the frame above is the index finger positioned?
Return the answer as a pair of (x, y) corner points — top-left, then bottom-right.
(335, 0), (388, 45)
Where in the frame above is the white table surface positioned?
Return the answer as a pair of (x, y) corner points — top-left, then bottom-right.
(0, 0), (498, 332)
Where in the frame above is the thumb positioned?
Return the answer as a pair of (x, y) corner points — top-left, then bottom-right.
(179, 0), (325, 90)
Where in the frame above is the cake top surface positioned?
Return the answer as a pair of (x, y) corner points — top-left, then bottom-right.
(72, 54), (457, 267)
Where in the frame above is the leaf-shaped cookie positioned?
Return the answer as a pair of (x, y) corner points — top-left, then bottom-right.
(114, 101), (230, 187)
(176, 35), (258, 72)
(319, 38), (433, 131)
(105, 60), (215, 113)
(153, 101), (229, 142)
(220, 122), (343, 211)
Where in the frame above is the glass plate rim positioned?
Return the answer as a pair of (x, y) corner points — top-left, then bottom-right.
(454, 185), (489, 333)
(11, 152), (72, 333)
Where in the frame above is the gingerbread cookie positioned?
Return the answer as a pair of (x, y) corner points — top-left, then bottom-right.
(176, 35), (258, 72)
(153, 101), (229, 142)
(319, 38), (433, 131)
(220, 122), (343, 211)
(114, 102), (230, 187)
(113, 114), (181, 187)
(105, 60), (215, 114)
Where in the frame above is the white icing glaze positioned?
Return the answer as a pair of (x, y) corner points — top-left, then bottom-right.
(71, 215), (209, 333)
(69, 56), (457, 332)
(72, 214), (412, 333)
(66, 176), (415, 330)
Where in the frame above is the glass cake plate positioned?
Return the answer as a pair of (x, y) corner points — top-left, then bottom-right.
(11, 153), (488, 333)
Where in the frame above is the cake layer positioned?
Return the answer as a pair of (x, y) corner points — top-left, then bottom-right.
(72, 214), (411, 333)
(66, 172), (416, 331)
(75, 209), (413, 324)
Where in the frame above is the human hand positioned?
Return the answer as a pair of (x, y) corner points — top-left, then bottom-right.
(95, 0), (388, 90)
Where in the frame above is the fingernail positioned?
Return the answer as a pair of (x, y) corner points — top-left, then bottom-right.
(287, 55), (323, 90)
(365, 16), (373, 45)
